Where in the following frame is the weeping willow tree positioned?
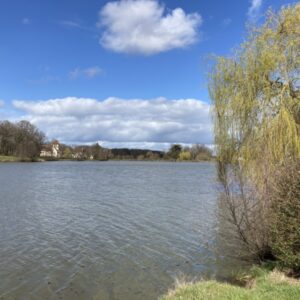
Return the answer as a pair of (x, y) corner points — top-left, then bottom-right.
(209, 4), (300, 260)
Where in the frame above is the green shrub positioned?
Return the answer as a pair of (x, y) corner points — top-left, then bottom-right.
(270, 160), (300, 275)
(178, 151), (192, 161)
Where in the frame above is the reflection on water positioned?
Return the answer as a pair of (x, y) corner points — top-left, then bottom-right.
(0, 161), (222, 300)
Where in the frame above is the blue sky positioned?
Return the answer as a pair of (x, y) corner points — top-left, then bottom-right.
(0, 0), (294, 149)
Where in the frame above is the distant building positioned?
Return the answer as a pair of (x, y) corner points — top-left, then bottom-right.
(71, 146), (94, 160)
(72, 147), (84, 159)
(40, 140), (61, 158)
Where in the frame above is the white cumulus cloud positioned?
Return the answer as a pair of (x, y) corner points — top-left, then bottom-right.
(248, 0), (263, 21)
(0, 100), (4, 108)
(98, 0), (202, 55)
(12, 97), (212, 149)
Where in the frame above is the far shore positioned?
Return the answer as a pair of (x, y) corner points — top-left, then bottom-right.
(0, 155), (214, 163)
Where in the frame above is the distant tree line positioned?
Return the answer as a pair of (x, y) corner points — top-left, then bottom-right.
(59, 143), (213, 161)
(0, 120), (45, 159)
(0, 120), (213, 162)
(110, 148), (164, 160)
(165, 144), (213, 161)
(59, 143), (112, 161)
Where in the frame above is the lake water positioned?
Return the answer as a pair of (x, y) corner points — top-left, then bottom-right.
(0, 161), (224, 300)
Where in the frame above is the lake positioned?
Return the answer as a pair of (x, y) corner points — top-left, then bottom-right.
(0, 161), (224, 300)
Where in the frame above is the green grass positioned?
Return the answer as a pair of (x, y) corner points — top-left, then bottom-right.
(160, 268), (300, 300)
(0, 155), (38, 162)
(0, 155), (21, 162)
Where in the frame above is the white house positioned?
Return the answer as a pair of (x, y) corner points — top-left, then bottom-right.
(40, 140), (61, 158)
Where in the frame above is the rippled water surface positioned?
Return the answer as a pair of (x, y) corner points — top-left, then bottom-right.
(0, 161), (219, 300)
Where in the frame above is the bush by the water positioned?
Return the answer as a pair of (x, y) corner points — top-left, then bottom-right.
(270, 160), (300, 274)
(209, 3), (300, 270)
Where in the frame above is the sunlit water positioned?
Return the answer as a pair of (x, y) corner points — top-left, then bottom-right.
(0, 161), (223, 300)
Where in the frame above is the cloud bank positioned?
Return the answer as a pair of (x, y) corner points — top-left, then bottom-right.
(98, 0), (201, 55)
(12, 97), (212, 149)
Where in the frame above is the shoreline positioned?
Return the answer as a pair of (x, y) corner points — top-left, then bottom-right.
(0, 156), (214, 163)
(160, 267), (300, 300)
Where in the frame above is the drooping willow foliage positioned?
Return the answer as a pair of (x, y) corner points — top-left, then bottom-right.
(209, 4), (300, 259)
(210, 3), (300, 185)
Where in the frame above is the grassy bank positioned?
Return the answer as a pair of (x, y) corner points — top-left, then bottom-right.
(161, 268), (300, 300)
(0, 155), (22, 162)
(0, 155), (41, 162)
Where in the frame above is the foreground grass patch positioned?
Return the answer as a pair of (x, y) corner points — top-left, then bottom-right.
(161, 268), (300, 300)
